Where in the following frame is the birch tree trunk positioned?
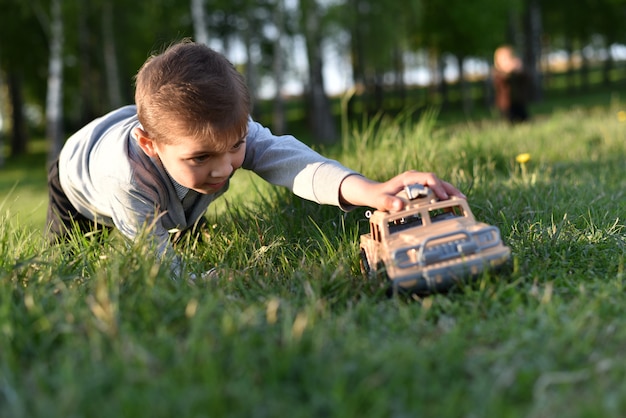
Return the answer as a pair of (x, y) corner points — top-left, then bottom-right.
(46, 0), (64, 163)
(190, 0), (210, 45)
(242, 13), (259, 116)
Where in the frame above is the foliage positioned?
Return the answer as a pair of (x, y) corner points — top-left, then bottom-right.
(543, 0), (626, 44)
(1, 101), (625, 417)
(421, 0), (519, 57)
(2, 0), (626, 133)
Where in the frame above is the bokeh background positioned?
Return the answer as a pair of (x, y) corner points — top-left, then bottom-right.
(0, 0), (625, 163)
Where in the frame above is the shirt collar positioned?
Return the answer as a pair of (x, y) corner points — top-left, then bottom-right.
(164, 169), (189, 200)
(132, 126), (191, 201)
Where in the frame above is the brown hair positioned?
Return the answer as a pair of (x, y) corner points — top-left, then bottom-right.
(134, 39), (250, 150)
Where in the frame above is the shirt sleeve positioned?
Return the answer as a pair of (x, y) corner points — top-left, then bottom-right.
(102, 176), (173, 257)
(242, 120), (359, 209)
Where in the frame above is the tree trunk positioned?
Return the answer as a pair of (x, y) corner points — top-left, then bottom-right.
(190, 0), (210, 45)
(580, 50), (590, 92)
(523, 0), (543, 101)
(77, 0), (96, 124)
(8, 71), (28, 157)
(427, 49), (438, 102)
(602, 39), (613, 86)
(0, 66), (4, 167)
(348, 0), (365, 122)
(242, 13), (259, 119)
(271, 0), (286, 135)
(372, 72), (384, 113)
(102, 1), (122, 109)
(46, 0), (64, 163)
(506, 8), (521, 46)
(459, 55), (472, 115)
(301, 0), (336, 144)
(438, 54), (448, 109)
(393, 46), (405, 110)
(565, 37), (576, 93)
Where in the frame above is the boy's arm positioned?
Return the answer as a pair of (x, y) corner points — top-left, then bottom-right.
(339, 171), (466, 212)
(244, 120), (464, 211)
(243, 121), (358, 208)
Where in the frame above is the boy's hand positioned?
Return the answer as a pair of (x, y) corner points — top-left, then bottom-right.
(339, 171), (466, 212)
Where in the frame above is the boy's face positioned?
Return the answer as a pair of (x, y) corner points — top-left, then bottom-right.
(135, 128), (246, 194)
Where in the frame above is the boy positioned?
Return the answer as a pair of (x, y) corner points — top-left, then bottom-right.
(47, 39), (464, 278)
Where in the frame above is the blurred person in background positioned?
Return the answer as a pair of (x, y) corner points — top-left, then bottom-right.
(493, 45), (530, 123)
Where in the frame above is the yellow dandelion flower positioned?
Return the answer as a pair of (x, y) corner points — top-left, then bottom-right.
(516, 153), (531, 164)
(618, 111), (626, 122)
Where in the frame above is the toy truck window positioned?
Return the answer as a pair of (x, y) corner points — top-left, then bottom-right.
(388, 213), (423, 234)
(372, 222), (382, 242)
(429, 205), (465, 223)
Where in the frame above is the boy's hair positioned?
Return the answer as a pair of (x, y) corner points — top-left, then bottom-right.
(134, 39), (250, 149)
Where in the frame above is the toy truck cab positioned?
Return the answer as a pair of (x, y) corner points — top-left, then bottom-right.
(359, 184), (510, 295)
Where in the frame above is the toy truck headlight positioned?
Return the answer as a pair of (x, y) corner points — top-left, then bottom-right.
(393, 247), (421, 268)
(474, 227), (501, 248)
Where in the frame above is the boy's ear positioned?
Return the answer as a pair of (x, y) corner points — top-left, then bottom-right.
(134, 127), (159, 157)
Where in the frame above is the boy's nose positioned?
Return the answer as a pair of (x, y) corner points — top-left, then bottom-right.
(210, 154), (234, 178)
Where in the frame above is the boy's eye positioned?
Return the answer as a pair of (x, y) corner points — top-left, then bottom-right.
(191, 155), (209, 164)
(231, 140), (245, 151)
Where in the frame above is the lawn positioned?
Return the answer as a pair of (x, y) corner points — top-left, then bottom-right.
(0, 97), (625, 417)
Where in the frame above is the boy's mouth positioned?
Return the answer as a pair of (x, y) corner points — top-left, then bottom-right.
(205, 180), (227, 190)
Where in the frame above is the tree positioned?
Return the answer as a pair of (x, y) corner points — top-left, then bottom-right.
(271, 0), (287, 134)
(586, 0), (626, 86)
(522, 0), (543, 101)
(341, 0), (422, 114)
(42, 0), (65, 162)
(102, 0), (123, 109)
(0, 67), (4, 167)
(299, 0), (337, 143)
(0, 0), (48, 157)
(190, 0), (210, 45)
(421, 0), (518, 113)
(7, 71), (28, 157)
(542, 0), (588, 92)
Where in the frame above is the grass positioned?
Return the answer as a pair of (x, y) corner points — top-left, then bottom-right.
(0, 138), (49, 230)
(0, 97), (625, 417)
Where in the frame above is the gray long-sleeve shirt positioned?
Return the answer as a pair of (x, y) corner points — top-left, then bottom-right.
(58, 105), (357, 262)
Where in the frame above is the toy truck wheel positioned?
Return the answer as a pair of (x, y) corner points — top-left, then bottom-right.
(359, 249), (372, 279)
